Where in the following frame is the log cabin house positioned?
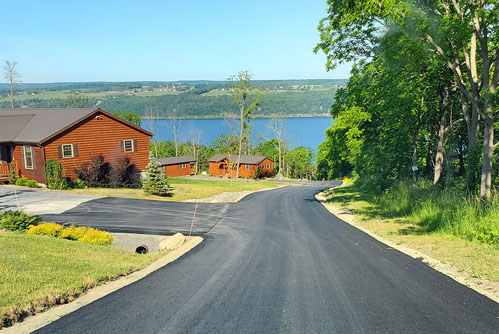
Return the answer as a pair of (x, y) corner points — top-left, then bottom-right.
(157, 156), (197, 177)
(0, 108), (152, 184)
(208, 154), (274, 178)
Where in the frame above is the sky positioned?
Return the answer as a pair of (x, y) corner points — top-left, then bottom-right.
(2, 0), (352, 83)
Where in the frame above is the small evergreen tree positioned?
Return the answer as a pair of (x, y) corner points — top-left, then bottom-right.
(143, 154), (169, 196)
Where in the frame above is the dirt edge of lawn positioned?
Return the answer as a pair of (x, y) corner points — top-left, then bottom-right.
(315, 192), (499, 304)
(2, 236), (203, 334)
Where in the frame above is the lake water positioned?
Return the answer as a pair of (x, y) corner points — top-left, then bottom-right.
(144, 117), (333, 151)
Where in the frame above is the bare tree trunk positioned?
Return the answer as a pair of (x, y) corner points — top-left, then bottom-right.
(412, 138), (418, 185)
(236, 103), (244, 179)
(434, 114), (446, 185)
(480, 117), (495, 198)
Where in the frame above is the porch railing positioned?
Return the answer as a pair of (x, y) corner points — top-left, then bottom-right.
(0, 162), (15, 178)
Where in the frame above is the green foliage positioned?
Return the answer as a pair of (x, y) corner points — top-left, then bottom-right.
(0, 211), (41, 231)
(8, 162), (17, 184)
(45, 160), (65, 190)
(113, 110), (142, 127)
(143, 154), (169, 196)
(70, 178), (86, 189)
(59, 92), (89, 108)
(27, 223), (64, 237)
(15, 176), (38, 188)
(286, 146), (315, 179)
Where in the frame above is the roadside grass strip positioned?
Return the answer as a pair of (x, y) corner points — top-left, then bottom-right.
(324, 184), (499, 283)
(66, 177), (286, 202)
(0, 231), (163, 329)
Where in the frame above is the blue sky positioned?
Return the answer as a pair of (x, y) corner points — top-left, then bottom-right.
(2, 0), (351, 83)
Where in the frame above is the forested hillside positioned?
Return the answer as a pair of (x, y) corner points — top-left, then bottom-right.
(315, 0), (498, 245)
(0, 79), (345, 117)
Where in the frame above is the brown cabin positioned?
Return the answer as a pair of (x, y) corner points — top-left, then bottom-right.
(158, 156), (197, 177)
(208, 154), (274, 178)
(0, 108), (152, 184)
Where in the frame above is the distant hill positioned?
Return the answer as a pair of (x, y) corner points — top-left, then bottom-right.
(0, 79), (347, 118)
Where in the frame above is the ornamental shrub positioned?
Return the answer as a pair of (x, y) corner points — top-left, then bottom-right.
(143, 154), (169, 196)
(45, 160), (66, 190)
(15, 176), (38, 188)
(15, 176), (28, 186)
(77, 228), (114, 245)
(70, 178), (86, 189)
(60, 225), (88, 240)
(27, 223), (64, 237)
(74, 154), (111, 187)
(0, 211), (41, 231)
(110, 156), (140, 188)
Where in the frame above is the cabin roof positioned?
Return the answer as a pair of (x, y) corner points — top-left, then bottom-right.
(0, 108), (152, 144)
(157, 156), (197, 166)
(208, 154), (271, 165)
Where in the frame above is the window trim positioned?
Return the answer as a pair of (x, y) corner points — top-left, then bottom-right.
(62, 144), (74, 158)
(179, 163), (187, 169)
(266, 163), (271, 169)
(23, 145), (34, 169)
(123, 139), (134, 152)
(244, 164), (250, 170)
(260, 164), (265, 169)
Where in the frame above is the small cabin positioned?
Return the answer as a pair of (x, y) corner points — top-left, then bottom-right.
(157, 156), (197, 177)
(208, 154), (274, 178)
(0, 108), (152, 184)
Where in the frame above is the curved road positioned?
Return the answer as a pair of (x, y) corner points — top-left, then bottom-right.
(36, 184), (499, 333)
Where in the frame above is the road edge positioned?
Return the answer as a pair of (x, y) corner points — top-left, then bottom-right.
(315, 191), (499, 304)
(1, 236), (204, 334)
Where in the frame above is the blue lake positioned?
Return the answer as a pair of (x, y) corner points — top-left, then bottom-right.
(144, 117), (333, 151)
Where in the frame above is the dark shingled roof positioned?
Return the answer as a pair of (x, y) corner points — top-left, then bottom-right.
(208, 154), (270, 165)
(157, 156), (197, 166)
(0, 108), (152, 144)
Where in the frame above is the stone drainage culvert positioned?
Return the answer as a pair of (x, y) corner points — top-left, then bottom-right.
(111, 232), (187, 254)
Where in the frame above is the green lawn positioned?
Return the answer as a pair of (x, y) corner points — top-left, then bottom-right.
(67, 177), (286, 202)
(324, 184), (499, 282)
(0, 231), (162, 328)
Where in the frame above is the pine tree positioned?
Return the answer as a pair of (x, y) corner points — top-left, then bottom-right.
(143, 154), (169, 196)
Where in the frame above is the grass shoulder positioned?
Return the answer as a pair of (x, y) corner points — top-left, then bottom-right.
(66, 177), (286, 202)
(0, 231), (163, 328)
(324, 183), (499, 283)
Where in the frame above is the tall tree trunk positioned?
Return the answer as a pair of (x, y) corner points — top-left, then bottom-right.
(412, 136), (418, 185)
(9, 79), (14, 109)
(236, 104), (244, 179)
(434, 114), (446, 185)
(480, 116), (494, 198)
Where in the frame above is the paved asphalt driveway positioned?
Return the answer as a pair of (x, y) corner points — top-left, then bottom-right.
(35, 183), (499, 334)
(42, 197), (229, 235)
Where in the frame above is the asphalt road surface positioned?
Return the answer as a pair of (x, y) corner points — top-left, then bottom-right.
(36, 184), (499, 333)
(42, 197), (229, 235)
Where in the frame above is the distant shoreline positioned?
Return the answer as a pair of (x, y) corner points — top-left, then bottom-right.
(142, 113), (332, 120)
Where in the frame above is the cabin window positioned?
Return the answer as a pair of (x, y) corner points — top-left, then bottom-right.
(244, 164), (250, 170)
(23, 146), (34, 169)
(266, 163), (271, 169)
(261, 164), (265, 169)
(62, 144), (73, 158)
(179, 163), (186, 169)
(190, 162), (195, 168)
(124, 139), (134, 152)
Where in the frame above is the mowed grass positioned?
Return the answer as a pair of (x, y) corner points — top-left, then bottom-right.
(325, 184), (499, 281)
(0, 230), (162, 328)
(67, 177), (286, 202)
